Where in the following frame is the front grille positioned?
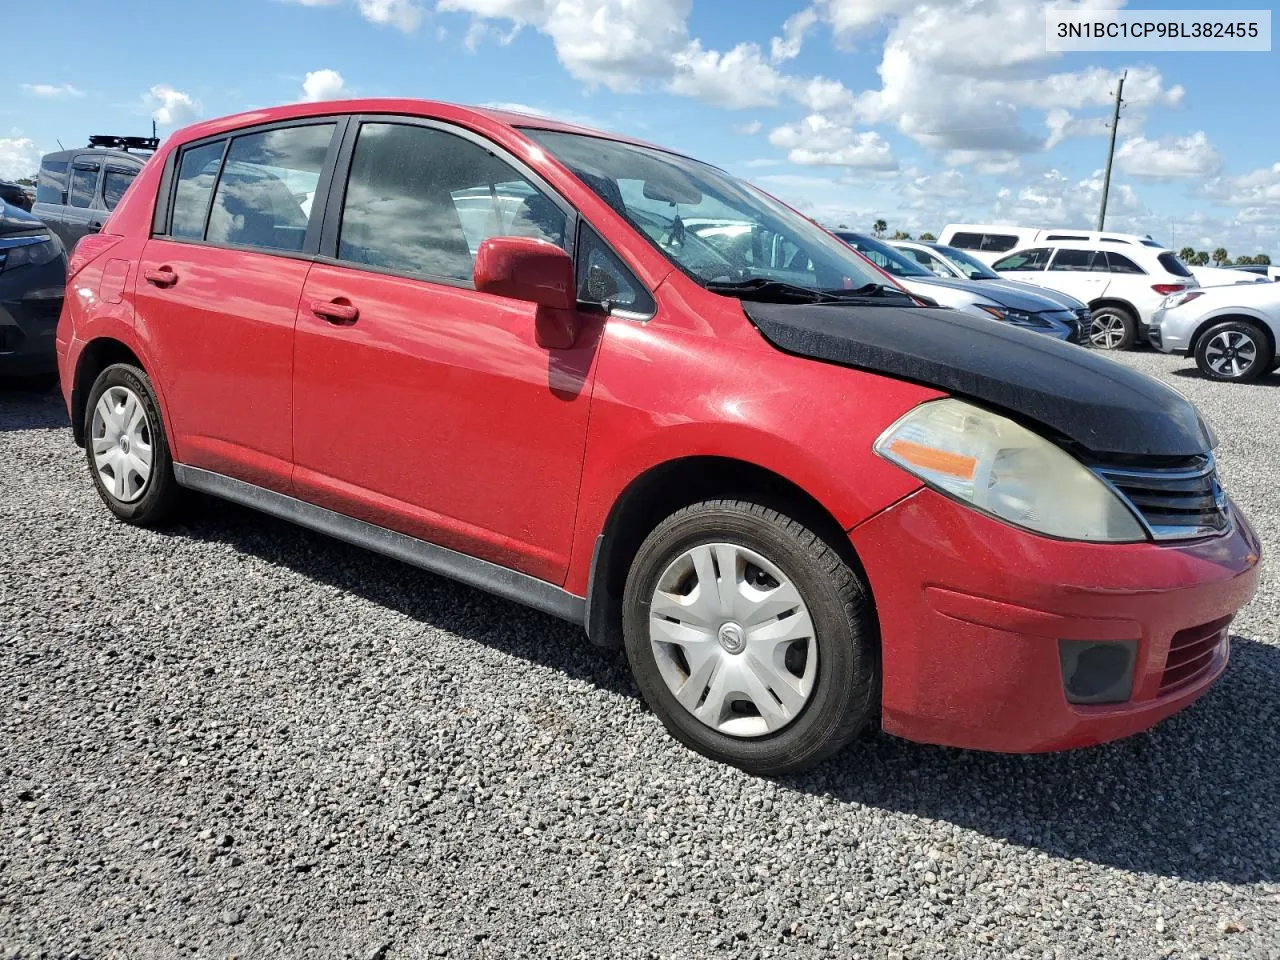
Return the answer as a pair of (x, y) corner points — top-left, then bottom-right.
(1093, 455), (1229, 540)
(1160, 615), (1230, 696)
(1073, 309), (1092, 345)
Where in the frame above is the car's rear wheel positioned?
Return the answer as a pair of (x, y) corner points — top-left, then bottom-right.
(622, 499), (877, 776)
(84, 363), (183, 525)
(1089, 305), (1138, 350)
(1194, 320), (1273, 383)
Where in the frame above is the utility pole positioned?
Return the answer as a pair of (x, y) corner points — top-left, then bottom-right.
(1096, 70), (1126, 231)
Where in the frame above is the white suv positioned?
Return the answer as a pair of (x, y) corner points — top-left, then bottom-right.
(991, 242), (1197, 350)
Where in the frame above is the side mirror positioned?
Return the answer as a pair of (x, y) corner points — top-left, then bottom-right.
(473, 236), (579, 349)
(474, 236), (574, 310)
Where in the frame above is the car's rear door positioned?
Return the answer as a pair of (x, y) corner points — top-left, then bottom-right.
(1044, 248), (1110, 302)
(134, 119), (343, 492)
(291, 117), (609, 584)
(57, 155), (104, 249)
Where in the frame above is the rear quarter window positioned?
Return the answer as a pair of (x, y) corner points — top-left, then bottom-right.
(1157, 253), (1193, 277)
(36, 160), (69, 205)
(949, 231), (983, 250)
(980, 233), (1018, 252)
(103, 167), (139, 211)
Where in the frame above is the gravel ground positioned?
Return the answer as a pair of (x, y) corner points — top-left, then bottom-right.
(1, 349), (1277, 960)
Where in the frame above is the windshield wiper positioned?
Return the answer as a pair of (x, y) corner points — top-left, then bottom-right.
(825, 282), (915, 299)
(704, 279), (845, 304)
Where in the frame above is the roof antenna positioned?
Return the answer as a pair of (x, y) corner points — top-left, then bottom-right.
(152, 119), (157, 140)
(56, 139), (65, 150)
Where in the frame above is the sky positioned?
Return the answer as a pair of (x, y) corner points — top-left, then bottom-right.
(3, 0), (1277, 258)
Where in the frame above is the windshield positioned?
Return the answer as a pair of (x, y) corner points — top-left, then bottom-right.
(832, 232), (934, 278)
(526, 130), (886, 293)
(932, 244), (999, 280)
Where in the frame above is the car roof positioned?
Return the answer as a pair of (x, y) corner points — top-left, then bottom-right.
(41, 147), (149, 165)
(166, 98), (678, 157)
(1005, 239), (1171, 256)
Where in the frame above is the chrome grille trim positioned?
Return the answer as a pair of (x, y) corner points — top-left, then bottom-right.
(1091, 454), (1230, 541)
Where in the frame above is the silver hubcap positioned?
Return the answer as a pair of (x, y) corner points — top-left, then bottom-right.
(1090, 312), (1127, 349)
(90, 386), (154, 503)
(648, 542), (817, 738)
(1205, 331), (1258, 378)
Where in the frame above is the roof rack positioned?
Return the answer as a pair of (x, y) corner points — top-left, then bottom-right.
(88, 135), (160, 153)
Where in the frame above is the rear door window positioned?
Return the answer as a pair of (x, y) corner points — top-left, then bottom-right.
(69, 160), (101, 208)
(36, 160), (69, 205)
(1157, 252), (1194, 277)
(1105, 252), (1145, 274)
(170, 140), (228, 239)
(206, 123), (335, 252)
(1049, 249), (1104, 272)
(993, 248), (1051, 271)
(337, 121), (566, 282)
(103, 166), (139, 211)
(948, 231), (983, 250)
(980, 233), (1018, 252)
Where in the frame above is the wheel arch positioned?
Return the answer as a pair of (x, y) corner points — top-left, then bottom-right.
(70, 338), (147, 447)
(1086, 296), (1139, 318)
(1188, 313), (1277, 363)
(584, 455), (874, 649)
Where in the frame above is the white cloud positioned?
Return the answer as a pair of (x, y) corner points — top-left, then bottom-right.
(669, 41), (788, 109)
(0, 136), (39, 180)
(768, 114), (897, 171)
(1203, 163), (1280, 223)
(770, 7), (818, 62)
(146, 85), (200, 127)
(735, 121), (762, 135)
(1115, 131), (1222, 180)
(301, 68), (350, 102)
(280, 0), (425, 31)
(790, 75), (855, 114)
(440, 0), (692, 92)
(21, 83), (84, 99)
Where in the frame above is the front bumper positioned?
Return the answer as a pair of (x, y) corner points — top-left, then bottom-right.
(851, 487), (1261, 753)
(0, 281), (63, 376)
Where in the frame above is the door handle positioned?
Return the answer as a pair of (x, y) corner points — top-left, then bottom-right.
(87, 222), (102, 234)
(310, 298), (359, 325)
(144, 267), (178, 287)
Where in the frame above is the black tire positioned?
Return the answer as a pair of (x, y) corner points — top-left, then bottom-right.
(622, 499), (877, 776)
(1194, 320), (1273, 383)
(83, 363), (184, 525)
(1088, 304), (1138, 350)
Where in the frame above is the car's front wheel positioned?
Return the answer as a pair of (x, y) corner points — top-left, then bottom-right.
(84, 363), (184, 525)
(1194, 321), (1273, 383)
(1089, 305), (1138, 350)
(622, 499), (878, 776)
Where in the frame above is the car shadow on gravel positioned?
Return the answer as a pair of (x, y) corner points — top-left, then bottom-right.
(784, 635), (1280, 885)
(0, 384), (70, 432)
(1169, 367), (1280, 388)
(170, 495), (1277, 887)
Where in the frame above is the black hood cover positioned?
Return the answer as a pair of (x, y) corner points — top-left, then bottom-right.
(744, 302), (1212, 458)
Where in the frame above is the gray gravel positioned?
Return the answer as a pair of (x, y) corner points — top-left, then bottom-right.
(2, 349), (1278, 960)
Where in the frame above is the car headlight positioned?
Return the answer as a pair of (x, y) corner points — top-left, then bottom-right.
(874, 398), (1146, 542)
(977, 304), (1049, 328)
(1160, 290), (1203, 310)
(0, 234), (61, 273)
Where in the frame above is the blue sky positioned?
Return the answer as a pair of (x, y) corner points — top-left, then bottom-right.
(4, 0), (1277, 256)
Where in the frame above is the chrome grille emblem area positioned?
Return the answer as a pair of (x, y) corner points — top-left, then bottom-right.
(1092, 454), (1230, 541)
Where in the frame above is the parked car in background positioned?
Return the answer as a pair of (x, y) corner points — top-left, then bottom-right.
(1151, 283), (1280, 382)
(892, 239), (1094, 313)
(1189, 265), (1271, 287)
(1226, 263), (1280, 281)
(0, 180), (34, 212)
(992, 241), (1196, 349)
(938, 224), (1164, 264)
(56, 98), (1259, 774)
(33, 135), (156, 252)
(836, 231), (1088, 343)
(1, 199), (67, 386)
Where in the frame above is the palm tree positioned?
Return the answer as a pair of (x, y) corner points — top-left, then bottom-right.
(1211, 247), (1229, 266)
(873, 219), (887, 238)
(1178, 246), (1196, 262)
(1235, 255), (1254, 265)
(1256, 254), (1272, 265)
(891, 230), (911, 240)
(1192, 251), (1211, 266)
(919, 232), (937, 242)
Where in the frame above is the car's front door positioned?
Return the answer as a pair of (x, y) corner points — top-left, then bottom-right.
(134, 121), (340, 492)
(53, 155), (104, 250)
(292, 119), (605, 584)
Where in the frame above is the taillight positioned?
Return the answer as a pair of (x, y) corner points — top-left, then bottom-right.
(67, 233), (123, 279)
(1151, 283), (1187, 296)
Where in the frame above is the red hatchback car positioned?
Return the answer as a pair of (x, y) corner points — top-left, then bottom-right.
(57, 100), (1260, 774)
